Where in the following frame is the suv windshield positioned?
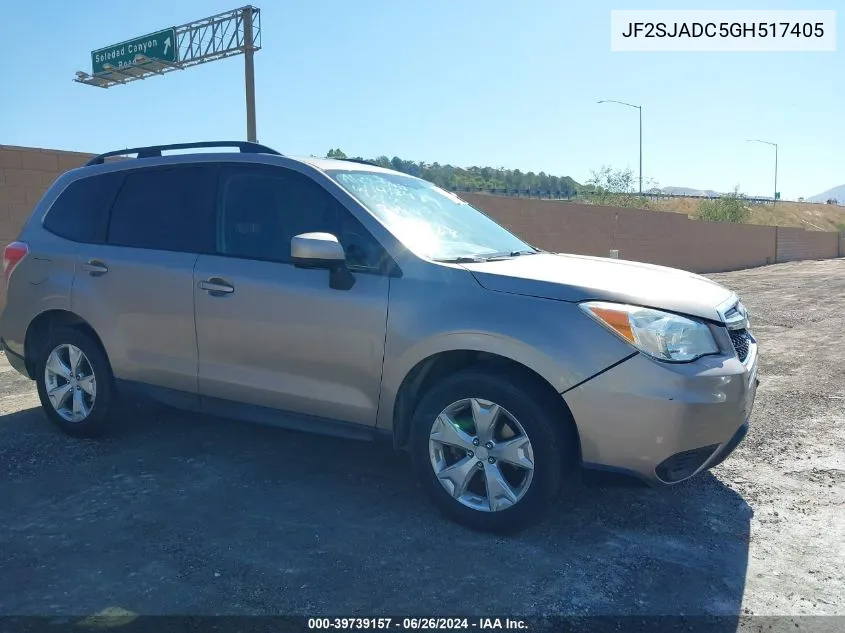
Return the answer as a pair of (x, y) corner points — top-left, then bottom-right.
(327, 170), (536, 261)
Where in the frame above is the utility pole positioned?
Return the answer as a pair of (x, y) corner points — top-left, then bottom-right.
(598, 99), (643, 194)
(243, 6), (257, 142)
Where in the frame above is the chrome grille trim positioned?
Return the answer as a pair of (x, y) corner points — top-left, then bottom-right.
(716, 295), (756, 364)
(716, 295), (750, 331)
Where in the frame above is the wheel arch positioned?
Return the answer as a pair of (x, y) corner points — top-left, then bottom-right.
(390, 349), (580, 458)
(24, 309), (109, 377)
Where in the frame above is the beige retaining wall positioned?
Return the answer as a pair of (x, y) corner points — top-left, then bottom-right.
(0, 145), (841, 308)
(461, 194), (789, 274)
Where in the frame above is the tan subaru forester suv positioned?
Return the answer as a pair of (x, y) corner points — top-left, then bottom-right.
(1, 141), (759, 532)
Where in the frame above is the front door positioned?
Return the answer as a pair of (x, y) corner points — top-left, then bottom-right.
(193, 163), (392, 426)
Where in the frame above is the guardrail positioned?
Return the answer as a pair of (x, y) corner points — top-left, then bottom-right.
(449, 186), (838, 207)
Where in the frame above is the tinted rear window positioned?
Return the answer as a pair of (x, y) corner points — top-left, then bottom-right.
(106, 165), (216, 253)
(43, 172), (124, 243)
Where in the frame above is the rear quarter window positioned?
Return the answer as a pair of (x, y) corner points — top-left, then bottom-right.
(42, 172), (124, 243)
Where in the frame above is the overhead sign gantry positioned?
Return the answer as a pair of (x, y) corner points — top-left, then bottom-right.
(74, 6), (262, 142)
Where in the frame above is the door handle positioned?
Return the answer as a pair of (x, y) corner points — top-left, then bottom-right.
(82, 260), (108, 276)
(198, 277), (234, 296)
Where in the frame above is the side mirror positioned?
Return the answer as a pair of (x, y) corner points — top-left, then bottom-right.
(291, 232), (345, 267)
(291, 232), (355, 290)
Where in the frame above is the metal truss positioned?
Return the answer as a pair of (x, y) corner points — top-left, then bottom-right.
(74, 6), (261, 89)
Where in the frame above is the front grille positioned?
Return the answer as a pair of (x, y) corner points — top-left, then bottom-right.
(730, 329), (751, 362)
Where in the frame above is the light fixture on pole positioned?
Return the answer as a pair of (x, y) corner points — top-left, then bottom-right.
(598, 99), (643, 195)
(746, 139), (778, 203)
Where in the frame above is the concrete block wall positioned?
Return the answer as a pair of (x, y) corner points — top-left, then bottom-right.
(462, 193), (838, 273)
(0, 145), (96, 307)
(775, 226), (840, 262)
(0, 144), (93, 239)
(0, 145), (841, 309)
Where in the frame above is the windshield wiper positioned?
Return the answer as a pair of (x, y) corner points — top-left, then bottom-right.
(433, 256), (487, 263)
(434, 249), (542, 264)
(481, 249), (542, 261)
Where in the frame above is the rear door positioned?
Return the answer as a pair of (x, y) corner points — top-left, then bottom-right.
(193, 163), (392, 426)
(1, 171), (124, 355)
(71, 163), (217, 404)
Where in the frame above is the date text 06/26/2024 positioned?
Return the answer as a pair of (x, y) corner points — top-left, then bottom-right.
(610, 9), (836, 52)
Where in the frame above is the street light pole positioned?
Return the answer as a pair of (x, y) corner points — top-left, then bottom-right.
(638, 105), (642, 196)
(747, 139), (778, 202)
(598, 99), (643, 194)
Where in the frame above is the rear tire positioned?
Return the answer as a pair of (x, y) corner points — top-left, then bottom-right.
(34, 327), (115, 438)
(410, 368), (578, 533)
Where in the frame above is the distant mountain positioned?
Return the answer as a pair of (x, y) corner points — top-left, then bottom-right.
(807, 185), (845, 204)
(660, 186), (723, 197)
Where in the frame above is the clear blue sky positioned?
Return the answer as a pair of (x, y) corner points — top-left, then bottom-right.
(0, 0), (840, 199)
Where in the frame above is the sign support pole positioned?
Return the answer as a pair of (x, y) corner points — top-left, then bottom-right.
(243, 6), (257, 143)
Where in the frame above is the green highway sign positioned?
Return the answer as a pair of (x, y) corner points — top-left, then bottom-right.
(91, 28), (177, 74)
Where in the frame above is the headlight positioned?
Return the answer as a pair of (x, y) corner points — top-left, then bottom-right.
(580, 301), (719, 362)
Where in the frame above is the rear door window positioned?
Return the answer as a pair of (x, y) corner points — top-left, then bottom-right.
(43, 172), (124, 243)
(106, 165), (217, 253)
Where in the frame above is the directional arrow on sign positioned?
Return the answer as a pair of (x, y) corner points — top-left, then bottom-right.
(163, 37), (171, 56)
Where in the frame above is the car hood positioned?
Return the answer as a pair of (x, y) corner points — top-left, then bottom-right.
(462, 253), (735, 321)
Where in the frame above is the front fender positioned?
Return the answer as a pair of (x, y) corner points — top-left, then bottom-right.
(375, 276), (634, 432)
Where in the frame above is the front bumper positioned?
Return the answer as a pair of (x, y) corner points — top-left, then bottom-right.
(564, 341), (758, 484)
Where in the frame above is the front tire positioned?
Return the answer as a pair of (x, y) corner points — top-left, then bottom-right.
(35, 327), (115, 438)
(410, 368), (577, 533)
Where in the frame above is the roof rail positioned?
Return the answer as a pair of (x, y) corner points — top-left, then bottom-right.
(85, 141), (282, 166)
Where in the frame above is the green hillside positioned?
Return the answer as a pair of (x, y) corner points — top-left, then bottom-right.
(325, 149), (582, 196)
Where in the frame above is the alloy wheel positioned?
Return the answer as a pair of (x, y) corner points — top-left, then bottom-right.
(43, 344), (97, 422)
(429, 398), (535, 512)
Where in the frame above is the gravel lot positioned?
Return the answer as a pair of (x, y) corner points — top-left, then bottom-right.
(0, 259), (842, 625)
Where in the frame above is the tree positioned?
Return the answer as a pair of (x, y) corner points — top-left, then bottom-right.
(318, 149), (585, 196)
(697, 187), (752, 223)
(584, 166), (651, 209)
(587, 165), (636, 193)
(538, 171), (550, 191)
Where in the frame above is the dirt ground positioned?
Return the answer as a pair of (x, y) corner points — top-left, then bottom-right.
(0, 259), (842, 625)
